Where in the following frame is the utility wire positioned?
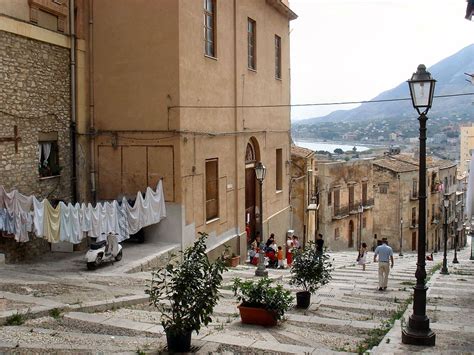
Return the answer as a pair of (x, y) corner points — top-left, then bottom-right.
(169, 92), (474, 109)
(2, 92), (473, 120)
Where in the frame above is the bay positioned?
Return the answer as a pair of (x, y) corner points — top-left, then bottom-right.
(294, 140), (370, 153)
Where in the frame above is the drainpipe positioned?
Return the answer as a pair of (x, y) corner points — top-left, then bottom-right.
(69, 0), (77, 202)
(88, 0), (96, 202)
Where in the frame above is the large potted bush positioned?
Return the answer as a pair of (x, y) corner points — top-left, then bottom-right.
(146, 233), (227, 352)
(290, 242), (333, 308)
(232, 277), (293, 326)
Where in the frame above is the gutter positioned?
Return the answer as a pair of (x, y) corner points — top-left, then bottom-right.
(69, 0), (77, 202)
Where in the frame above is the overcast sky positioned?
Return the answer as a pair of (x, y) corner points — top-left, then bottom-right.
(289, 0), (474, 121)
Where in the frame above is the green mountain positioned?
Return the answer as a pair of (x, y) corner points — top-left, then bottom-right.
(295, 44), (474, 125)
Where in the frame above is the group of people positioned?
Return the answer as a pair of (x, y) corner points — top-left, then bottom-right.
(248, 232), (325, 269)
(248, 232), (302, 269)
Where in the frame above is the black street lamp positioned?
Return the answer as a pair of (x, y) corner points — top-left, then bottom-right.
(441, 195), (449, 274)
(470, 222), (474, 261)
(453, 217), (459, 264)
(402, 64), (436, 346)
(254, 162), (268, 277)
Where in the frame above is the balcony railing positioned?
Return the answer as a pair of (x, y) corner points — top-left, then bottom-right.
(333, 205), (350, 219)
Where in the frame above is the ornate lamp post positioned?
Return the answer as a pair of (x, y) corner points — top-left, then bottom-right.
(453, 217), (459, 263)
(402, 64), (436, 346)
(470, 222), (474, 261)
(254, 162), (268, 277)
(441, 195), (450, 274)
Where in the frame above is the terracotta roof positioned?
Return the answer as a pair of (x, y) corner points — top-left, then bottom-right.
(373, 156), (418, 173)
(373, 154), (456, 173)
(291, 144), (315, 158)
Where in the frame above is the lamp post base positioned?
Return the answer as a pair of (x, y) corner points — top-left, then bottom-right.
(452, 256), (459, 264)
(402, 328), (436, 346)
(440, 268), (449, 275)
(255, 267), (268, 277)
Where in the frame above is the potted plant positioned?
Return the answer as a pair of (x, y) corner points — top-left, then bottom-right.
(290, 242), (333, 308)
(222, 248), (240, 267)
(146, 232), (227, 352)
(232, 277), (293, 326)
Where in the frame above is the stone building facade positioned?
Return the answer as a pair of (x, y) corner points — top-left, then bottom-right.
(317, 159), (374, 251)
(0, 2), (72, 262)
(372, 154), (457, 253)
(290, 145), (316, 245)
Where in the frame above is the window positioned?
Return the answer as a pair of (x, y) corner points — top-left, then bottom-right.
(274, 35), (281, 79)
(379, 183), (388, 194)
(205, 159), (219, 221)
(327, 191), (332, 206)
(348, 185), (354, 210)
(362, 216), (367, 228)
(412, 179), (418, 198)
(411, 207), (417, 226)
(38, 140), (60, 177)
(431, 204), (435, 220)
(275, 148), (282, 191)
(204, 0), (216, 57)
(334, 227), (340, 240)
(362, 182), (367, 205)
(247, 18), (256, 70)
(334, 189), (340, 210)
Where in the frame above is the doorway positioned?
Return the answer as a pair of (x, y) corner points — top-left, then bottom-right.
(245, 139), (259, 245)
(412, 232), (417, 251)
(348, 220), (354, 248)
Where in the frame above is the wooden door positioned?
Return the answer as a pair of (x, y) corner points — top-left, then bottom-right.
(348, 220), (354, 248)
(245, 168), (256, 243)
(412, 232), (417, 251)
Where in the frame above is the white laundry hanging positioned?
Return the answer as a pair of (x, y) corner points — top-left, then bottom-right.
(32, 197), (44, 238)
(125, 192), (146, 235)
(59, 202), (82, 244)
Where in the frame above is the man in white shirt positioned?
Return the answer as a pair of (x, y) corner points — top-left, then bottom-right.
(373, 238), (394, 291)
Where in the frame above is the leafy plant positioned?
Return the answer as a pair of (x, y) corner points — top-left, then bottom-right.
(289, 242), (333, 294)
(146, 232), (227, 336)
(232, 277), (293, 321)
(49, 308), (62, 319)
(6, 312), (26, 326)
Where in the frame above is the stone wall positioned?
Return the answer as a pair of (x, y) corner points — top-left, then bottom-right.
(0, 30), (72, 261)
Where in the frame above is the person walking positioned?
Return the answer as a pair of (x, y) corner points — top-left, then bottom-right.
(373, 238), (394, 291)
(316, 233), (324, 256)
(357, 242), (368, 271)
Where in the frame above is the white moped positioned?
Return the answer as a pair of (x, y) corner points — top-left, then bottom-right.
(85, 232), (123, 270)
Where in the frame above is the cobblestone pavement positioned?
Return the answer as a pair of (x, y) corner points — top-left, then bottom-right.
(0, 245), (472, 354)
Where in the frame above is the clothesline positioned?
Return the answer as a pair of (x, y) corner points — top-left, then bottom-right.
(0, 182), (166, 244)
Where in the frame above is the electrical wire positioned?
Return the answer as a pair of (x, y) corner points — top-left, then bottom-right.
(169, 92), (474, 109)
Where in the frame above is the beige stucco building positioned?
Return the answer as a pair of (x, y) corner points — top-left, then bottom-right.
(0, 0), (297, 262)
(372, 154), (457, 253)
(317, 159), (374, 251)
(88, 0), (297, 257)
(460, 124), (474, 174)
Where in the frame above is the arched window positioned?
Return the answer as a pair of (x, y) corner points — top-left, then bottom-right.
(245, 142), (256, 164)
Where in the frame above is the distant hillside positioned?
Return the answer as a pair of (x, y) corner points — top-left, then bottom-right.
(296, 44), (474, 125)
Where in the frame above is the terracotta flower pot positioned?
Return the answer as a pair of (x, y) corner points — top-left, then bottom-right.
(238, 305), (277, 327)
(226, 255), (240, 267)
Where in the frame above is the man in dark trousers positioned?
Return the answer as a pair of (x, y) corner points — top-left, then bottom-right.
(316, 233), (324, 256)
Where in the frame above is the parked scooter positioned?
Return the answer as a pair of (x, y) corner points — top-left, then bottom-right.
(85, 232), (123, 270)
